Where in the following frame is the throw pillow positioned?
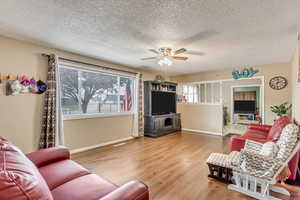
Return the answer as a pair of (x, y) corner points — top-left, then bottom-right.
(259, 142), (279, 157)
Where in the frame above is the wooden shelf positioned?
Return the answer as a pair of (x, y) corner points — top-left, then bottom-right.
(237, 119), (260, 125)
(144, 81), (180, 137)
(145, 81), (177, 93)
(233, 113), (259, 125)
(151, 90), (176, 93)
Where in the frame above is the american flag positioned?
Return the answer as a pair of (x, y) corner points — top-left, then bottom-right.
(123, 81), (132, 111)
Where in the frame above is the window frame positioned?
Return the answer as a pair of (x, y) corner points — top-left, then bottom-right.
(178, 80), (222, 105)
(182, 84), (199, 103)
(58, 61), (137, 121)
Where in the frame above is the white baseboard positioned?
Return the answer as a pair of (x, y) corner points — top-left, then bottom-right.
(182, 128), (222, 136)
(70, 136), (134, 154)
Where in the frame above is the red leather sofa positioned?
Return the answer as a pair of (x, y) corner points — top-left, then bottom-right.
(0, 137), (149, 200)
(230, 116), (299, 180)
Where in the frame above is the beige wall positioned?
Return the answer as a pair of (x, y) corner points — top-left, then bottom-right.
(177, 104), (223, 134)
(1, 34), (293, 152)
(0, 36), (159, 153)
(171, 62), (292, 125)
(291, 45), (300, 123)
(64, 115), (133, 150)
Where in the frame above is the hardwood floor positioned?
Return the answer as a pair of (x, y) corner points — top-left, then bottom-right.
(71, 131), (283, 200)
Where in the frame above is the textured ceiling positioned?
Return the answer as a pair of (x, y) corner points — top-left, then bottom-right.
(0, 0), (300, 75)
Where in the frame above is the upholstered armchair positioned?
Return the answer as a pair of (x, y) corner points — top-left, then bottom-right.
(230, 116), (300, 180)
(228, 124), (300, 199)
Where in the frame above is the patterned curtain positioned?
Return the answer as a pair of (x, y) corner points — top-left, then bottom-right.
(138, 74), (144, 136)
(39, 54), (64, 149)
(132, 73), (144, 137)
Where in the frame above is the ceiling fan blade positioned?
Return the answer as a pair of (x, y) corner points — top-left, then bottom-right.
(185, 50), (206, 56)
(172, 31), (218, 48)
(172, 56), (188, 61)
(174, 48), (187, 55)
(149, 49), (159, 54)
(141, 56), (158, 60)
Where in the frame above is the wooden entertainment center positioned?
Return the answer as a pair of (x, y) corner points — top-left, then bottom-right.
(144, 81), (181, 137)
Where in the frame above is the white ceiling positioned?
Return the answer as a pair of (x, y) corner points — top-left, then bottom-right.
(0, 0), (300, 75)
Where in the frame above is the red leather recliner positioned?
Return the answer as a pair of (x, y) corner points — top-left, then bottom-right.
(230, 116), (300, 180)
(0, 137), (149, 200)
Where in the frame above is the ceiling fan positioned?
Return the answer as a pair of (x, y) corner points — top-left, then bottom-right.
(141, 47), (203, 66)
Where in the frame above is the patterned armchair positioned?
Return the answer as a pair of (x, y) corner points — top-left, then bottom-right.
(228, 124), (300, 199)
(230, 116), (300, 181)
(237, 124), (299, 180)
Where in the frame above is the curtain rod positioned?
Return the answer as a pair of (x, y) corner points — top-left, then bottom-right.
(41, 53), (138, 75)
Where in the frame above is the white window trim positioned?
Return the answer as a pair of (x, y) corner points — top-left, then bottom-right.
(59, 60), (137, 78)
(176, 76), (265, 123)
(179, 81), (222, 105)
(63, 111), (134, 120)
(59, 62), (137, 121)
(182, 84), (199, 104)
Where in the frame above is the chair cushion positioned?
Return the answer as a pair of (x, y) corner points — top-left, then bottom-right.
(39, 159), (91, 190)
(276, 124), (299, 161)
(267, 116), (290, 141)
(0, 138), (53, 200)
(51, 174), (118, 200)
(206, 152), (231, 168)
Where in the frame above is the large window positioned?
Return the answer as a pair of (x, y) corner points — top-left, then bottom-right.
(59, 65), (135, 119)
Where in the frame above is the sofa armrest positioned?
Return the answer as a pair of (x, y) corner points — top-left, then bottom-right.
(247, 124), (272, 133)
(99, 180), (149, 200)
(230, 136), (247, 152)
(26, 146), (70, 168)
(287, 151), (300, 180)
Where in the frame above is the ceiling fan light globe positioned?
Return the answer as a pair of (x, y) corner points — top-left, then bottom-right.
(158, 59), (164, 66)
(166, 58), (172, 66)
(158, 56), (172, 66)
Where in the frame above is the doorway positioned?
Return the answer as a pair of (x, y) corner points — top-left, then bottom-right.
(231, 85), (262, 123)
(222, 77), (264, 136)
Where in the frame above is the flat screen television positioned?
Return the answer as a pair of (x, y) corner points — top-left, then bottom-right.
(151, 91), (176, 115)
(234, 100), (256, 114)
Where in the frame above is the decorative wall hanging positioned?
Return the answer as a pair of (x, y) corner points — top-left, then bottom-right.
(0, 73), (47, 96)
(269, 76), (288, 90)
(232, 68), (258, 80)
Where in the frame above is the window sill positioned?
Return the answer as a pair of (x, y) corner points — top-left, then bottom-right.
(63, 112), (134, 121)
